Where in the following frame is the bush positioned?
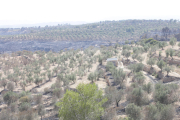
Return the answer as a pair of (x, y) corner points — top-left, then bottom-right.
(128, 87), (149, 106)
(110, 68), (126, 87)
(143, 82), (152, 94)
(102, 108), (117, 120)
(145, 104), (160, 120)
(10, 102), (18, 113)
(147, 58), (156, 68)
(133, 72), (145, 85)
(128, 63), (144, 73)
(7, 82), (15, 91)
(106, 62), (115, 72)
(104, 86), (124, 107)
(19, 96), (30, 103)
(160, 103), (175, 120)
(19, 102), (30, 112)
(53, 88), (63, 98)
(157, 60), (166, 72)
(126, 103), (141, 120)
(19, 91), (31, 98)
(18, 108), (38, 120)
(3, 91), (18, 105)
(145, 103), (175, 120)
(154, 83), (179, 104)
(0, 109), (11, 120)
(141, 38), (159, 45)
(37, 104), (46, 120)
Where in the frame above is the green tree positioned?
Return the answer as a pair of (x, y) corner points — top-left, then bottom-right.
(142, 82), (152, 94)
(159, 41), (167, 50)
(144, 104), (160, 120)
(133, 72), (145, 85)
(132, 53), (138, 61)
(169, 37), (177, 48)
(178, 42), (180, 49)
(126, 103), (141, 120)
(165, 49), (170, 58)
(154, 83), (178, 104)
(104, 86), (124, 107)
(169, 49), (175, 60)
(157, 60), (166, 72)
(147, 58), (156, 68)
(56, 83), (108, 120)
(122, 50), (131, 60)
(163, 65), (173, 77)
(88, 72), (95, 83)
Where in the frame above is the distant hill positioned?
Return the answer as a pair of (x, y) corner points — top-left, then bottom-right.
(0, 19), (180, 41)
(0, 21), (88, 28)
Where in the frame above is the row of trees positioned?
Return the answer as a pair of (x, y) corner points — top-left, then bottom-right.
(0, 20), (180, 41)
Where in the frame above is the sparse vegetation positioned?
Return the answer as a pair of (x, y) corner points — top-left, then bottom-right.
(0, 30), (180, 120)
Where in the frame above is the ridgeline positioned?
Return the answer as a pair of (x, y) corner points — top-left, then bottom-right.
(0, 19), (180, 41)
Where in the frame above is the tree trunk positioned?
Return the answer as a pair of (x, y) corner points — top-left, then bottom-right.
(116, 99), (119, 107)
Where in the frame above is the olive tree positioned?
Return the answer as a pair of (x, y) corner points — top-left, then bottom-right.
(56, 83), (108, 120)
(169, 37), (177, 48)
(147, 58), (156, 68)
(126, 103), (141, 120)
(157, 60), (166, 72)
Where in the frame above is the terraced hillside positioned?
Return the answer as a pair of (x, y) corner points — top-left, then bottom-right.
(1, 38), (180, 119)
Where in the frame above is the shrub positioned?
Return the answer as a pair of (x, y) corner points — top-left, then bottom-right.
(3, 91), (18, 105)
(53, 88), (63, 98)
(7, 82), (15, 91)
(104, 86), (124, 107)
(145, 104), (160, 120)
(128, 87), (149, 106)
(19, 96), (30, 103)
(160, 103), (175, 120)
(19, 91), (31, 98)
(154, 83), (179, 104)
(169, 37), (177, 48)
(0, 78), (7, 90)
(126, 103), (141, 120)
(128, 63), (144, 73)
(37, 104), (46, 120)
(106, 62), (115, 72)
(10, 102), (18, 113)
(18, 108), (38, 120)
(133, 72), (145, 85)
(102, 108), (117, 120)
(122, 50), (131, 60)
(145, 103), (175, 120)
(157, 60), (166, 72)
(147, 58), (156, 68)
(0, 109), (11, 120)
(163, 65), (173, 76)
(142, 82), (152, 94)
(19, 102), (30, 112)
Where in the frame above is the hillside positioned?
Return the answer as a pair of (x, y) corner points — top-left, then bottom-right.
(0, 19), (180, 41)
(1, 38), (180, 119)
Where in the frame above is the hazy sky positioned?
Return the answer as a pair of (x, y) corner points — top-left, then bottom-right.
(0, 0), (179, 25)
